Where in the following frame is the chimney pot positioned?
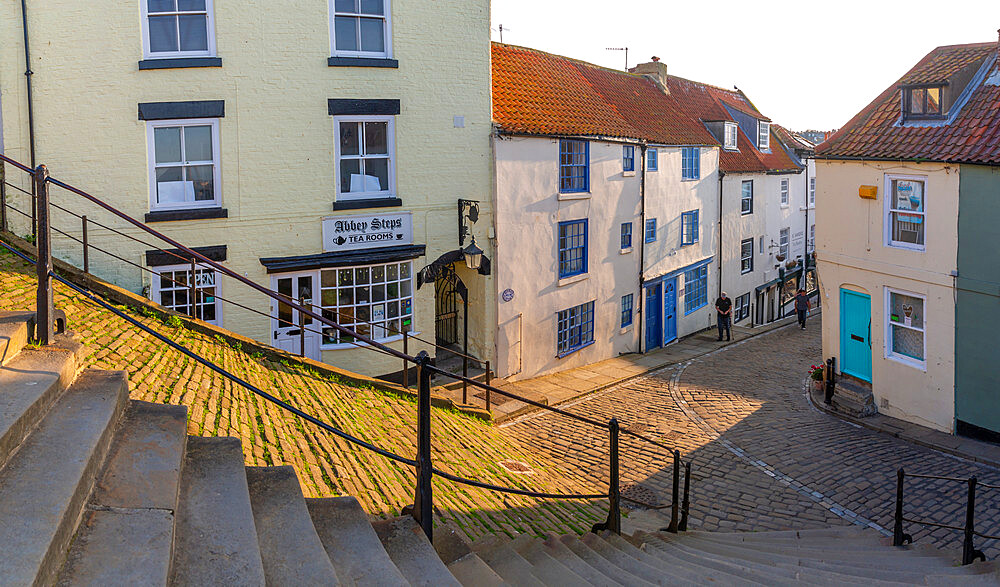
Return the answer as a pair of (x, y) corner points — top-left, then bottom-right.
(652, 56), (660, 62)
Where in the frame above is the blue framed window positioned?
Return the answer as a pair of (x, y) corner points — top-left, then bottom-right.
(681, 147), (700, 180)
(623, 145), (635, 172)
(558, 220), (588, 278)
(741, 180), (753, 214)
(681, 210), (699, 245)
(620, 222), (632, 250)
(647, 148), (658, 171)
(557, 301), (595, 356)
(684, 265), (708, 314)
(559, 139), (589, 193)
(644, 218), (657, 243)
(621, 294), (633, 328)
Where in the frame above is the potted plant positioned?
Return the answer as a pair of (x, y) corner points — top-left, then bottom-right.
(809, 365), (825, 392)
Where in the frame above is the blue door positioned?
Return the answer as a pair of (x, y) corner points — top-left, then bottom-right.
(840, 289), (872, 382)
(645, 284), (662, 351)
(663, 278), (677, 345)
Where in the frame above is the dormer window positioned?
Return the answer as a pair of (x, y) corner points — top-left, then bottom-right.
(902, 85), (944, 120)
(757, 121), (770, 151)
(724, 122), (738, 150)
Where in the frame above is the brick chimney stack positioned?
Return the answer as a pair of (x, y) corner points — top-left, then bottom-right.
(629, 57), (669, 93)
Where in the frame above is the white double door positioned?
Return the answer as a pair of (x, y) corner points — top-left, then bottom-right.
(271, 272), (322, 361)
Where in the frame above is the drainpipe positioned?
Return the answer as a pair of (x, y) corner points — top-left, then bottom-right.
(20, 0), (36, 171)
(717, 169), (725, 300)
(638, 144), (647, 353)
(803, 157), (809, 276)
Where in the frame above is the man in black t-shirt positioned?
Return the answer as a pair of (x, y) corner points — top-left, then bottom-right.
(715, 292), (732, 341)
(794, 288), (812, 329)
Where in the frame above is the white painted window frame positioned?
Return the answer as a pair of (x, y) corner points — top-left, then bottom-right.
(884, 287), (927, 370)
(740, 238), (754, 274)
(758, 121), (770, 151)
(316, 260), (415, 350)
(779, 227), (790, 259)
(809, 224), (815, 251)
(329, 0), (393, 59)
(146, 118), (222, 212)
(150, 262), (222, 325)
(724, 122), (738, 150)
(140, 0), (217, 60)
(780, 178), (789, 207)
(809, 177), (816, 206)
(333, 115), (396, 201)
(883, 173), (927, 252)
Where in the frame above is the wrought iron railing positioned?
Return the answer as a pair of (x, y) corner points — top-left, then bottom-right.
(893, 468), (999, 565)
(0, 155), (692, 540)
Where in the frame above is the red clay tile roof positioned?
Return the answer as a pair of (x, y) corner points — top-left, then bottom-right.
(818, 42), (1000, 165)
(664, 75), (800, 174)
(773, 124), (815, 151)
(491, 43), (717, 146)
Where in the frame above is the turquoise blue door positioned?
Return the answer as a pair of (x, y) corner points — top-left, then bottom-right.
(840, 289), (872, 382)
(663, 278), (677, 345)
(646, 284), (662, 351)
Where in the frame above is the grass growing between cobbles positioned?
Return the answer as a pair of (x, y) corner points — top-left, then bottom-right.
(0, 251), (605, 541)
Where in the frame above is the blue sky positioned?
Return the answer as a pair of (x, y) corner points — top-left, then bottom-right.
(491, 0), (999, 131)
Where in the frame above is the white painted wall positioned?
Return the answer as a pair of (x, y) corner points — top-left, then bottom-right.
(493, 136), (641, 381)
(720, 173), (769, 310)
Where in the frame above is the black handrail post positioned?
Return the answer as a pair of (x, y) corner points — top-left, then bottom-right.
(667, 450), (680, 533)
(607, 418), (621, 534)
(462, 295), (469, 404)
(679, 460), (691, 531)
(485, 360), (491, 412)
(824, 357), (836, 405)
(413, 351), (434, 540)
(81, 215), (89, 273)
(962, 476), (985, 565)
(893, 468), (911, 546)
(402, 330), (409, 389)
(0, 160), (7, 233)
(33, 164), (53, 345)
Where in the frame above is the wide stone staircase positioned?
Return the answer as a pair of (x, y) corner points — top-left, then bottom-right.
(2, 309), (998, 586)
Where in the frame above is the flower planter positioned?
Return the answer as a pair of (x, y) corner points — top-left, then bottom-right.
(811, 379), (825, 393)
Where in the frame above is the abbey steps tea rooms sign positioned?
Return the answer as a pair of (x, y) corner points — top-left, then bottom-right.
(322, 212), (413, 253)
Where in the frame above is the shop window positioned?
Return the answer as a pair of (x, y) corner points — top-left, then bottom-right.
(318, 261), (413, 346)
(151, 263), (220, 324)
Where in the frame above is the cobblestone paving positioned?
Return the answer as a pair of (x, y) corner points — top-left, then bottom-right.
(0, 251), (605, 541)
(504, 321), (1000, 558)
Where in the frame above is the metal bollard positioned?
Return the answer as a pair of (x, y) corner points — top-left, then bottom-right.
(412, 351), (434, 540)
(962, 476), (986, 565)
(892, 468), (912, 546)
(34, 165), (53, 345)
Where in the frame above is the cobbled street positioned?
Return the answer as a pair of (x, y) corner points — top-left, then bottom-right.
(502, 318), (1000, 557)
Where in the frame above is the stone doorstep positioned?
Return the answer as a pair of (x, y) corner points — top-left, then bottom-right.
(808, 382), (1000, 470)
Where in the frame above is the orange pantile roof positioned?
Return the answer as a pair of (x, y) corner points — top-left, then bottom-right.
(773, 124), (815, 152)
(664, 75), (800, 174)
(491, 43), (717, 146)
(818, 42), (1000, 165)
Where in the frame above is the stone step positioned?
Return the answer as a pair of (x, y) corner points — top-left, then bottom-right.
(306, 496), (409, 586)
(509, 535), (592, 587)
(56, 401), (188, 586)
(246, 466), (339, 586)
(527, 534), (623, 586)
(626, 532), (773, 586)
(0, 369), (128, 587)
(683, 526), (875, 544)
(599, 532), (721, 586)
(372, 516), (461, 587)
(580, 532), (682, 586)
(446, 552), (506, 587)
(0, 338), (84, 468)
(0, 311), (33, 366)
(169, 437), (266, 586)
(557, 533), (657, 587)
(831, 392), (878, 418)
(475, 538), (546, 587)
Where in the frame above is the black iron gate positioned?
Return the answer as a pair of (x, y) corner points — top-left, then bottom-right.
(435, 269), (459, 346)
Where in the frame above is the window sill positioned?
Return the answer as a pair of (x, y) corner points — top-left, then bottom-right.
(321, 332), (414, 351)
(886, 242), (925, 253)
(328, 57), (399, 68)
(741, 211), (753, 216)
(557, 273), (588, 287)
(620, 247), (633, 255)
(558, 192), (591, 201)
(681, 177), (699, 182)
(138, 57), (222, 70)
(145, 208), (228, 223)
(622, 170), (636, 177)
(620, 325), (633, 335)
(556, 340), (595, 359)
(741, 269), (753, 275)
(886, 353), (926, 372)
(333, 198), (403, 211)
(684, 302), (707, 316)
(780, 204), (789, 208)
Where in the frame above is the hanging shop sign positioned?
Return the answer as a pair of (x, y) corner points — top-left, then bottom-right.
(322, 212), (413, 253)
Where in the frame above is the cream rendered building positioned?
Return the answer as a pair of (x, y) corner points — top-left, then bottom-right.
(0, 0), (493, 378)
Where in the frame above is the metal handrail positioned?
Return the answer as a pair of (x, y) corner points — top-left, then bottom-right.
(0, 154), (694, 540)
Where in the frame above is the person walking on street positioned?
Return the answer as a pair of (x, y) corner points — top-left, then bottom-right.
(715, 292), (732, 341)
(795, 288), (811, 329)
